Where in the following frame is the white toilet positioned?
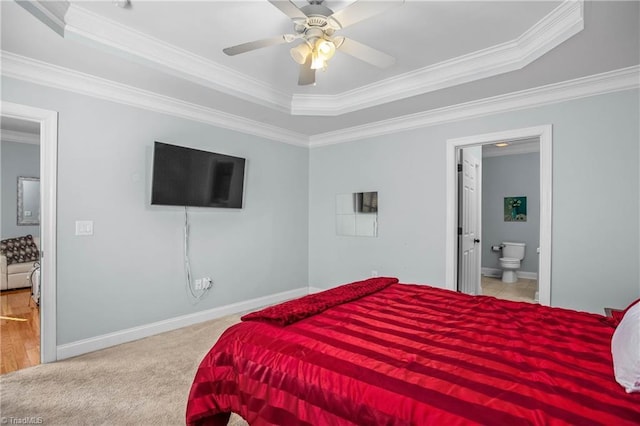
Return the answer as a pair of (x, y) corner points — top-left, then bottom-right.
(499, 242), (526, 283)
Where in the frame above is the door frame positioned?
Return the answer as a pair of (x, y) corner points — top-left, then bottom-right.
(445, 125), (552, 305)
(2, 101), (58, 363)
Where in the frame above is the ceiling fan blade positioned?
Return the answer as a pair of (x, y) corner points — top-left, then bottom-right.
(223, 35), (294, 56)
(298, 56), (316, 86)
(336, 37), (395, 68)
(268, 0), (308, 20)
(329, 0), (404, 29)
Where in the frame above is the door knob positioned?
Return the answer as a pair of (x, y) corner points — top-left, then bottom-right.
(473, 239), (480, 243)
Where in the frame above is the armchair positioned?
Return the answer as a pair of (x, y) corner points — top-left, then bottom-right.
(1, 236), (40, 291)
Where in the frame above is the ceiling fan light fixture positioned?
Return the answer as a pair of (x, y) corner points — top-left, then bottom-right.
(310, 51), (326, 70)
(290, 43), (311, 65)
(315, 39), (336, 61)
(309, 38), (335, 70)
(222, 0), (404, 86)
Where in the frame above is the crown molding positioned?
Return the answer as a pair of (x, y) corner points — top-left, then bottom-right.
(15, 0), (69, 37)
(0, 51), (308, 147)
(60, 3), (292, 114)
(3, 52), (637, 150)
(0, 129), (40, 145)
(292, 0), (584, 116)
(18, 1), (584, 117)
(308, 65), (640, 147)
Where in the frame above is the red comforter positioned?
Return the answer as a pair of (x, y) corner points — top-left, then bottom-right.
(186, 279), (640, 425)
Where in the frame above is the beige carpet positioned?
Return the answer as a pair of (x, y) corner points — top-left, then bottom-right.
(1, 314), (249, 425)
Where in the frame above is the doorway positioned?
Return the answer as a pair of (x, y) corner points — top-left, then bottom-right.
(1, 102), (58, 367)
(476, 139), (540, 303)
(1, 118), (41, 373)
(445, 125), (552, 306)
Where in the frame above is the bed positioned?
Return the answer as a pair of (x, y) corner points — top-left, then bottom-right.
(186, 277), (640, 425)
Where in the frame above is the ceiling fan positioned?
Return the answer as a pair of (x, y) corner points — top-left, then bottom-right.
(222, 0), (405, 86)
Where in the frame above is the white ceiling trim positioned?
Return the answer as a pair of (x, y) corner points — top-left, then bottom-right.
(0, 129), (40, 145)
(2, 52), (637, 149)
(61, 3), (293, 114)
(15, 0), (68, 37)
(18, 0), (583, 117)
(308, 65), (640, 147)
(0, 51), (308, 147)
(292, 0), (585, 116)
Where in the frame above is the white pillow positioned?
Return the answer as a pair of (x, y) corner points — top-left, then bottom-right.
(612, 301), (640, 393)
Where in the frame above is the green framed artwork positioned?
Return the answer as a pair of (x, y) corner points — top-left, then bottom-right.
(504, 196), (527, 222)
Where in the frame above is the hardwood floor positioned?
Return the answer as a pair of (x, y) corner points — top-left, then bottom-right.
(481, 275), (538, 304)
(1, 289), (40, 374)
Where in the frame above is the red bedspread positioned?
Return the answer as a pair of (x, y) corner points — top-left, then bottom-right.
(186, 282), (640, 425)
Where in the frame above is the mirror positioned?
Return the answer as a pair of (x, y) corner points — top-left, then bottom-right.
(17, 177), (40, 226)
(336, 191), (378, 237)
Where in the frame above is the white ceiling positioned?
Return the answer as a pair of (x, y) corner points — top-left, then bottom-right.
(482, 138), (539, 158)
(75, 0), (560, 94)
(1, 0), (639, 140)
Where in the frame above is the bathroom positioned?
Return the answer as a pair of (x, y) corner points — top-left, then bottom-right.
(481, 140), (540, 303)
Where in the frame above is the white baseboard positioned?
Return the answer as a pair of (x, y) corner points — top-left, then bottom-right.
(308, 286), (324, 294)
(481, 267), (538, 281)
(56, 286), (309, 360)
(517, 271), (538, 280)
(481, 267), (502, 278)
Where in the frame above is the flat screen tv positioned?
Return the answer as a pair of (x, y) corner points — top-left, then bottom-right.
(151, 141), (245, 208)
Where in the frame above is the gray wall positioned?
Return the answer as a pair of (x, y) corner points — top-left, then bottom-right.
(2, 77), (309, 345)
(309, 89), (639, 315)
(1, 140), (40, 239)
(481, 152), (540, 273)
(2, 78), (638, 344)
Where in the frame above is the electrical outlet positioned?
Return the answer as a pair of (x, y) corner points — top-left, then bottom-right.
(203, 277), (212, 289)
(194, 278), (212, 291)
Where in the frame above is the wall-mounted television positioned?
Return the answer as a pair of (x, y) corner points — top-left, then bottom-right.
(151, 141), (245, 208)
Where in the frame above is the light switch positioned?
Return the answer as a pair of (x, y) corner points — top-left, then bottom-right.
(75, 220), (94, 236)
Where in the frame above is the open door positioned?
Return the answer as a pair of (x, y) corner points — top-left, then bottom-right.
(458, 148), (482, 295)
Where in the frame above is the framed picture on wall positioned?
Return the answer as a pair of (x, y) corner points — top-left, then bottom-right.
(504, 196), (527, 222)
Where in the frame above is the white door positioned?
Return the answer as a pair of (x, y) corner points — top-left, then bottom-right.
(458, 149), (482, 295)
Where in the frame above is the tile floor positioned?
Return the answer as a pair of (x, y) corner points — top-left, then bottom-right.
(481, 275), (538, 304)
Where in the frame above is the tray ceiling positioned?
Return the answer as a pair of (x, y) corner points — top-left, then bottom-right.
(2, 0), (639, 142)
